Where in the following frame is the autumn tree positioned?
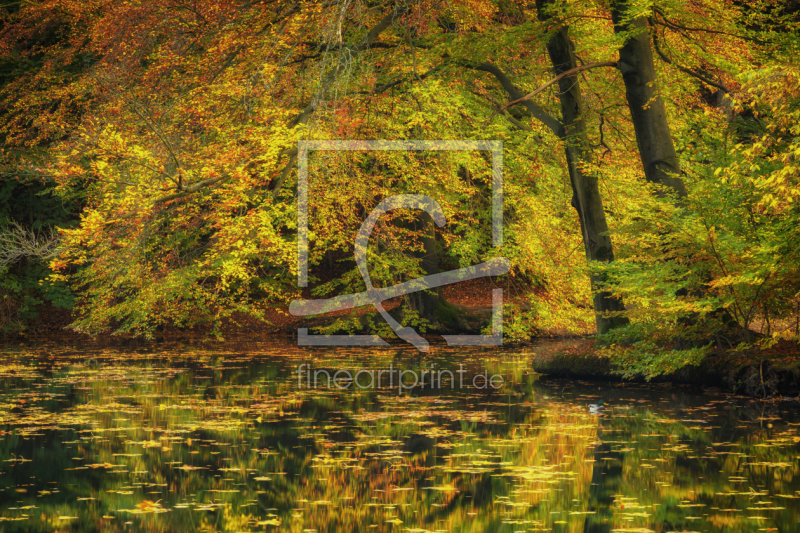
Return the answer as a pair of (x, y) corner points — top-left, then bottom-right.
(0, 0), (798, 377)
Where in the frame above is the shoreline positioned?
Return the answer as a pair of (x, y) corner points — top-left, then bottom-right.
(527, 339), (800, 399)
(2, 329), (799, 399)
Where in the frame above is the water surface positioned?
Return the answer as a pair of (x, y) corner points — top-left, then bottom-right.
(0, 338), (798, 532)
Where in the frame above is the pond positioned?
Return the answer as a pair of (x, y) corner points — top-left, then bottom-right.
(0, 338), (798, 532)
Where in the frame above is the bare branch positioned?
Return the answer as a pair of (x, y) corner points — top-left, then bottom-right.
(491, 61), (618, 119)
(460, 61), (564, 137)
(152, 174), (230, 205)
(365, 63), (445, 95)
(0, 222), (61, 266)
(474, 91), (534, 132)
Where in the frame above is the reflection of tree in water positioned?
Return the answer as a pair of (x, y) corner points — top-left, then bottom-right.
(559, 383), (800, 533)
(0, 341), (797, 532)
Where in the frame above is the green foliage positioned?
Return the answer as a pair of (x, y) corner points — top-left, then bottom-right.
(0, 177), (78, 333)
(595, 62), (800, 377)
(598, 321), (713, 380)
(0, 0), (797, 381)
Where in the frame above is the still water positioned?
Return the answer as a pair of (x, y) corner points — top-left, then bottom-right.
(0, 338), (798, 532)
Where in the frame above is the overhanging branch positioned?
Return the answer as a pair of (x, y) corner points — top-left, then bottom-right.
(460, 61), (564, 137)
(650, 24), (731, 93)
(109, 3), (408, 213)
(491, 61), (618, 119)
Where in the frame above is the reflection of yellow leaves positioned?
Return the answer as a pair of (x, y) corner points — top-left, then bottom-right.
(175, 464), (204, 471)
(424, 485), (457, 492)
(257, 518), (281, 526)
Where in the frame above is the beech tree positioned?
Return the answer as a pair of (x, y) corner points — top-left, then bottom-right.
(611, 0), (688, 197)
(0, 0), (798, 378)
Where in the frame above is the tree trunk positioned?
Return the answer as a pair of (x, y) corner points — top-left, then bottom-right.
(536, 0), (628, 333)
(610, 4), (688, 197)
(610, 6), (731, 346)
(400, 211), (443, 328)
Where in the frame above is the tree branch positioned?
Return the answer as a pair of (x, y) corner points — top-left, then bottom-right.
(275, 3), (408, 198)
(650, 25), (731, 93)
(109, 3), (407, 213)
(475, 91), (534, 132)
(152, 174), (230, 205)
(288, 40), (403, 65)
(460, 61), (564, 137)
(651, 7), (762, 43)
(289, 4), (407, 129)
(300, 40), (402, 50)
(365, 63), (445, 95)
(492, 61), (618, 119)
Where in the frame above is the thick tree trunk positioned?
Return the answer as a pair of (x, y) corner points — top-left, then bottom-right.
(610, 6), (729, 347)
(610, 4), (688, 197)
(536, 0), (628, 333)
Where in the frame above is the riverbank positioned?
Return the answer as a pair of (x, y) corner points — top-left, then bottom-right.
(528, 338), (800, 399)
(6, 298), (800, 399)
